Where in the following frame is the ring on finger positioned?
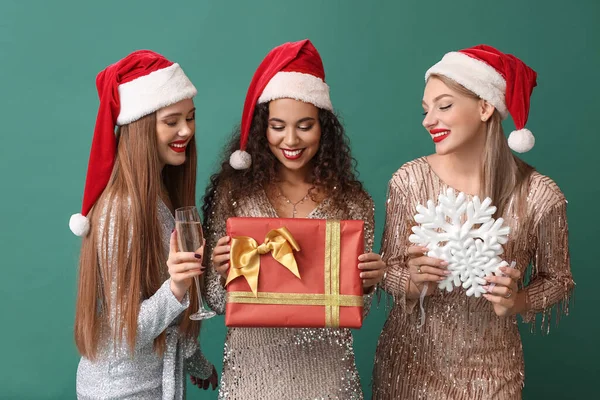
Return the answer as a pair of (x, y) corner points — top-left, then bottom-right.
(504, 288), (513, 299)
(417, 266), (422, 274)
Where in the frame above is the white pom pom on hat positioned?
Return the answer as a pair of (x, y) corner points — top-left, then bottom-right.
(229, 150), (252, 170)
(69, 213), (90, 237)
(507, 128), (535, 153)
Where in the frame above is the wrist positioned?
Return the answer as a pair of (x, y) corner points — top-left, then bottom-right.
(170, 279), (187, 303)
(511, 290), (529, 316)
(405, 279), (420, 300)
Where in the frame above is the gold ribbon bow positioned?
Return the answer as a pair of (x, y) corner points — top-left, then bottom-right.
(225, 227), (301, 296)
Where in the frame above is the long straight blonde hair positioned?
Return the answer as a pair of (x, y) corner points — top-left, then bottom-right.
(74, 113), (200, 359)
(430, 74), (535, 218)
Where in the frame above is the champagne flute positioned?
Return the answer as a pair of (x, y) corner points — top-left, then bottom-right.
(175, 206), (216, 320)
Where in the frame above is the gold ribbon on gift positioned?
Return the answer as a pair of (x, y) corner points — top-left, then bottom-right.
(227, 220), (363, 328)
(225, 227), (301, 297)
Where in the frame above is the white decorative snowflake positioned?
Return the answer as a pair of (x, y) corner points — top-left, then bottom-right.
(408, 189), (510, 297)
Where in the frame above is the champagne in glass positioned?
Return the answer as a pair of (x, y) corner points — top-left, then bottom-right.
(175, 206), (216, 320)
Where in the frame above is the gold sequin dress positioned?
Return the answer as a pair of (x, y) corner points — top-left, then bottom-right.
(203, 179), (375, 400)
(372, 157), (574, 400)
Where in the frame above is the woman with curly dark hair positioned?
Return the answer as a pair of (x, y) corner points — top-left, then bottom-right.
(202, 40), (385, 399)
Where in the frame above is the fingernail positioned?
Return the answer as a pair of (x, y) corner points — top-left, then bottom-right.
(358, 263), (364, 269)
(194, 254), (202, 259)
(360, 272), (365, 278)
(438, 277), (445, 281)
(441, 261), (449, 266)
(226, 246), (231, 251)
(358, 255), (365, 261)
(482, 285), (489, 291)
(444, 271), (451, 275)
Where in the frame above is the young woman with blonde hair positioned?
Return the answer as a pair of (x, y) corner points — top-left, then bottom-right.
(372, 45), (575, 400)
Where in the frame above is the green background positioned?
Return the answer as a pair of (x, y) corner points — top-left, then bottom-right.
(1, 0), (597, 398)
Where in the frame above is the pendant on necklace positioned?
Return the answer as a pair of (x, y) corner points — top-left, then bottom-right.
(277, 185), (311, 218)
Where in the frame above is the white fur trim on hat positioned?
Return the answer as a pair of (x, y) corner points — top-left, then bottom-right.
(425, 52), (509, 119)
(258, 71), (333, 111)
(116, 63), (197, 126)
(507, 128), (535, 153)
(229, 150), (252, 170)
(70, 213), (90, 237)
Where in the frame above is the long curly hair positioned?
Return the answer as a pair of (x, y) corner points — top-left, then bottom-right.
(202, 102), (364, 222)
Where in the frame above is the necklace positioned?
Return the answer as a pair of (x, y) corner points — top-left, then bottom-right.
(276, 185), (312, 218)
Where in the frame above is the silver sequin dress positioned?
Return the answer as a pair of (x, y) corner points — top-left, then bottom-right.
(76, 199), (213, 400)
(204, 181), (375, 400)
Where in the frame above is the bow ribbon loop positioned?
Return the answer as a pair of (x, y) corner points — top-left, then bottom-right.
(225, 227), (301, 296)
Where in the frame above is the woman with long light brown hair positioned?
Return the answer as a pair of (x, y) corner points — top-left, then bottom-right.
(372, 45), (575, 399)
(69, 50), (216, 399)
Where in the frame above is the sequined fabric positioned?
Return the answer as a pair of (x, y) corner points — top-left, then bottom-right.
(372, 157), (574, 400)
(204, 181), (375, 400)
(76, 199), (213, 400)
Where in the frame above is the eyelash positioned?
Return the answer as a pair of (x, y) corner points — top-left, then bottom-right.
(270, 126), (313, 131)
(166, 115), (195, 127)
(422, 104), (452, 116)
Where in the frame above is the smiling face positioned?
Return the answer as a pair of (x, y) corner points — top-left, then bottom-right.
(421, 76), (494, 155)
(266, 98), (321, 175)
(155, 98), (196, 168)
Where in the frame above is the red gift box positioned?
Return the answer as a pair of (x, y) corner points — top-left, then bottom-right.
(224, 217), (364, 328)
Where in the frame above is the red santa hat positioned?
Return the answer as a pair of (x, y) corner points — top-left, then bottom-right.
(425, 44), (538, 153)
(229, 39), (333, 169)
(69, 50), (197, 236)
